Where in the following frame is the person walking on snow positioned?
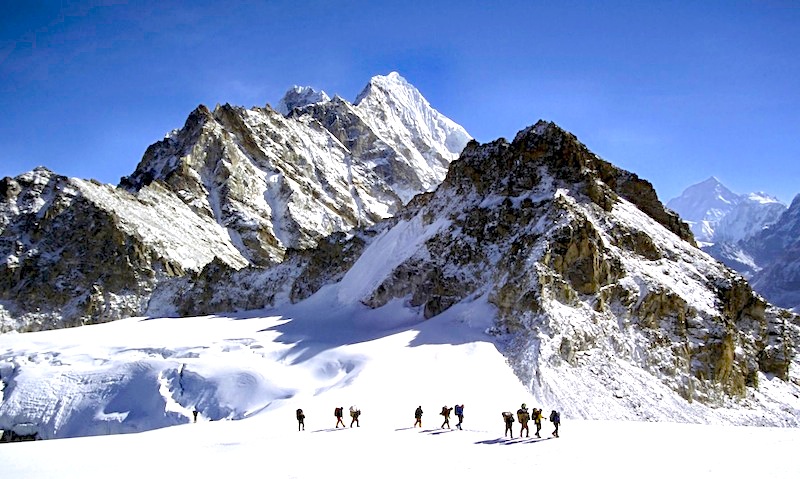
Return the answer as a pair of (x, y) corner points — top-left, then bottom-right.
(349, 406), (361, 427)
(440, 405), (453, 429)
(454, 404), (464, 430)
(517, 403), (530, 438)
(414, 406), (423, 428)
(334, 406), (346, 428)
(502, 411), (515, 438)
(532, 407), (543, 438)
(296, 408), (305, 431)
(550, 410), (561, 438)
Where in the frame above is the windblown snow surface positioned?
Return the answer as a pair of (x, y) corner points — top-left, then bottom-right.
(2, 302), (799, 477)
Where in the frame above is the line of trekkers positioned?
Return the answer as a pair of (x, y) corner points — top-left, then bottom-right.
(503, 404), (560, 438)
(294, 403), (561, 438)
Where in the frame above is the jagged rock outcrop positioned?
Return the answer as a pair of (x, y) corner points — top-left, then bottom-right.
(0, 168), (249, 332)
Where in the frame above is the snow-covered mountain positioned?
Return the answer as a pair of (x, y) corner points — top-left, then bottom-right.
(748, 195), (800, 311)
(1, 73), (471, 332)
(275, 85), (331, 115)
(668, 178), (798, 310)
(666, 177), (785, 244)
(291, 72), (471, 203)
(150, 121), (799, 420)
(2, 120), (799, 448)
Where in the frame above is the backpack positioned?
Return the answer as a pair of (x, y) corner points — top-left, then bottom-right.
(296, 408), (304, 420)
(502, 411), (515, 423)
(517, 408), (529, 423)
(335, 407), (343, 417)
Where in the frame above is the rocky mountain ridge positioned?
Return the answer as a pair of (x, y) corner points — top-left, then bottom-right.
(0, 73), (470, 332)
(150, 120), (800, 420)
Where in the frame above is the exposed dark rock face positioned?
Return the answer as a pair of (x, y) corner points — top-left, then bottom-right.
(1, 169), (168, 332)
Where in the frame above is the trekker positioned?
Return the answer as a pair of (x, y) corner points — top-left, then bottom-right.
(454, 404), (464, 430)
(296, 408), (305, 431)
(532, 407), (543, 438)
(517, 403), (530, 438)
(440, 405), (453, 429)
(349, 406), (361, 427)
(414, 406), (423, 427)
(549, 410), (561, 438)
(335, 406), (346, 428)
(502, 411), (515, 438)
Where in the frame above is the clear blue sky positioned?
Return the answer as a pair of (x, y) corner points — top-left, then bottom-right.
(2, 0), (798, 203)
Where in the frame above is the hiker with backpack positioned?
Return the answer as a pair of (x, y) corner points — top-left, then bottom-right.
(440, 405), (453, 429)
(502, 411), (515, 438)
(349, 406), (361, 427)
(517, 403), (530, 438)
(414, 406), (423, 428)
(532, 407), (543, 438)
(296, 408), (305, 431)
(549, 410), (561, 438)
(454, 404), (464, 430)
(334, 406), (345, 428)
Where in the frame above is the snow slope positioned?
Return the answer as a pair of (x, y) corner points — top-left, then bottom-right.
(1, 292), (800, 477)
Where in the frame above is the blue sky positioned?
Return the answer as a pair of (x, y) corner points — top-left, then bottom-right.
(2, 0), (798, 203)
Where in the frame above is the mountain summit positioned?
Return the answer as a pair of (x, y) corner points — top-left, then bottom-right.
(668, 177), (792, 309)
(1, 73), (471, 332)
(667, 177), (785, 244)
(275, 85), (331, 115)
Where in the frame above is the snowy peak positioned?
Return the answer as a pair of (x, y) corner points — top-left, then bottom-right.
(715, 193), (786, 243)
(275, 85), (331, 115)
(667, 177), (785, 244)
(354, 72), (471, 158)
(667, 177), (793, 311)
(353, 72), (472, 188)
(286, 72), (472, 203)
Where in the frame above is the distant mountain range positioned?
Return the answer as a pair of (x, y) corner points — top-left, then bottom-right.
(668, 178), (800, 311)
